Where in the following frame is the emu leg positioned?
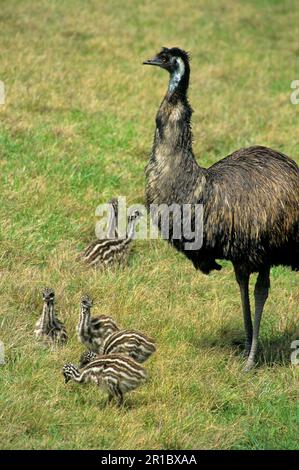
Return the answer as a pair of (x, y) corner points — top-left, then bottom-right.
(108, 393), (113, 404)
(106, 379), (115, 405)
(244, 267), (270, 371)
(113, 384), (124, 407)
(234, 266), (252, 354)
(107, 380), (123, 406)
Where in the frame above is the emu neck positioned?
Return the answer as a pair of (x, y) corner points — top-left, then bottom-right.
(47, 302), (56, 327)
(127, 219), (137, 240)
(107, 209), (118, 238)
(72, 368), (82, 382)
(79, 308), (90, 337)
(146, 89), (205, 206)
(41, 303), (50, 331)
(167, 58), (189, 99)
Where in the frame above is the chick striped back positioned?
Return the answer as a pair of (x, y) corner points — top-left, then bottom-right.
(90, 315), (119, 339)
(87, 315), (119, 352)
(81, 238), (132, 267)
(102, 329), (156, 363)
(82, 354), (147, 393)
(79, 208), (142, 268)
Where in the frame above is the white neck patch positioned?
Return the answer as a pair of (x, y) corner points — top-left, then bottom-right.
(168, 57), (185, 94)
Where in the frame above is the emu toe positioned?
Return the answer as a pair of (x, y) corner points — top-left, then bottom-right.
(243, 358), (256, 372)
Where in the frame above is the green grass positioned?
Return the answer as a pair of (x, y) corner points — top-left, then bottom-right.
(0, 0), (299, 450)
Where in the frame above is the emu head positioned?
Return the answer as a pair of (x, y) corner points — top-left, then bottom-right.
(79, 350), (97, 368)
(80, 295), (93, 313)
(127, 209), (143, 224)
(127, 208), (143, 237)
(42, 287), (55, 305)
(143, 47), (190, 93)
(62, 363), (79, 383)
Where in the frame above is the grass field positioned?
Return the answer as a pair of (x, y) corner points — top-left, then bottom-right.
(0, 0), (299, 450)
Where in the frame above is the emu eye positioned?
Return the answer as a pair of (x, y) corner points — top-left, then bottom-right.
(162, 56), (168, 63)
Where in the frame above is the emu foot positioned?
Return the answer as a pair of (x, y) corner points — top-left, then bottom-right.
(243, 357), (256, 372)
(107, 397), (123, 408)
(243, 343), (259, 371)
(107, 394), (114, 406)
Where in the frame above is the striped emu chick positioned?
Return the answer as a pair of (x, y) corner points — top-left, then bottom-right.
(77, 295), (119, 353)
(35, 288), (67, 345)
(80, 200), (142, 268)
(79, 330), (156, 367)
(62, 354), (147, 406)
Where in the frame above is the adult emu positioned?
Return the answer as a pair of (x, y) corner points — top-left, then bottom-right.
(143, 47), (299, 371)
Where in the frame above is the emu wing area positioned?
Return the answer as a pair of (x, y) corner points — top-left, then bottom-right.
(200, 146), (299, 272)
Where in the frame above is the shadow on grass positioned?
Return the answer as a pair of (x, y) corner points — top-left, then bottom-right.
(193, 325), (299, 368)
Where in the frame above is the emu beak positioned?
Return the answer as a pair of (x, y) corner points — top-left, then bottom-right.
(143, 55), (163, 67)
